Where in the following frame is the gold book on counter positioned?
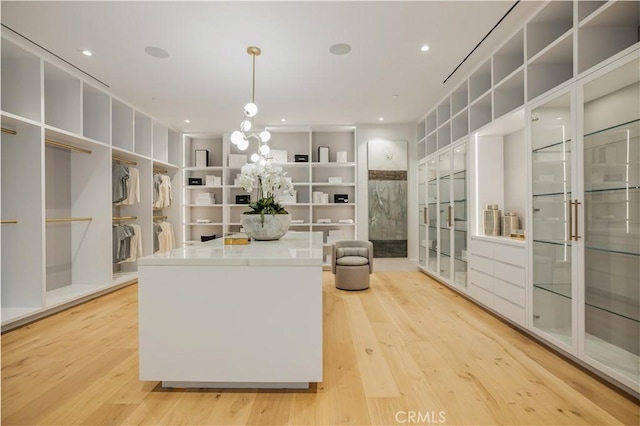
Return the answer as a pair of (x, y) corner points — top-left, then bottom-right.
(224, 233), (251, 245)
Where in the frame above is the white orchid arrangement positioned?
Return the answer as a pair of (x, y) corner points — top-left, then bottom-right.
(239, 162), (294, 218)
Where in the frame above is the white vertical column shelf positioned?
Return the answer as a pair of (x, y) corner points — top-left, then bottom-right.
(1, 38), (42, 122)
(82, 83), (111, 144)
(134, 112), (152, 157)
(44, 63), (81, 134)
(111, 99), (134, 152)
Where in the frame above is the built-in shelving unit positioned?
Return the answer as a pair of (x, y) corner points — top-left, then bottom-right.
(1, 32), (181, 331)
(414, 0), (639, 396)
(181, 127), (357, 268)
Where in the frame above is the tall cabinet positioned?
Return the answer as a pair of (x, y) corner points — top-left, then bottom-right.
(415, 1), (639, 395)
(529, 52), (639, 391)
(1, 33), (181, 331)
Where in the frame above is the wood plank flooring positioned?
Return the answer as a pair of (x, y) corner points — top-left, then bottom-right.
(2, 271), (638, 425)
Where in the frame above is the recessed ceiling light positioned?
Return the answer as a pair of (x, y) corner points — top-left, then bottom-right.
(556, 117), (563, 120)
(392, 94), (399, 98)
(184, 119), (190, 123)
(145, 46), (170, 59)
(329, 43), (352, 56)
(379, 117), (384, 121)
(281, 118), (287, 122)
(81, 50), (93, 56)
(420, 45), (430, 52)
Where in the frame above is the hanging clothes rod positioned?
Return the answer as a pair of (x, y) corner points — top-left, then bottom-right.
(113, 156), (137, 166)
(45, 139), (92, 154)
(153, 215), (167, 220)
(113, 216), (138, 221)
(46, 217), (93, 223)
(153, 167), (168, 174)
(1, 127), (17, 135)
(1, 219), (18, 224)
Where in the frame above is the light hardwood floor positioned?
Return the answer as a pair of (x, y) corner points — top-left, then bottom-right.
(2, 272), (638, 425)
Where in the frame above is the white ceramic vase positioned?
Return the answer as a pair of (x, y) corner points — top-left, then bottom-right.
(241, 213), (291, 241)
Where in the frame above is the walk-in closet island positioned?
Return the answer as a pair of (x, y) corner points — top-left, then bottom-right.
(137, 231), (323, 389)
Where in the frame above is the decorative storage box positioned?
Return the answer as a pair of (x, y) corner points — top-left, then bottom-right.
(205, 175), (221, 187)
(318, 146), (329, 163)
(294, 154), (309, 162)
(334, 194), (349, 203)
(188, 177), (203, 186)
(336, 151), (348, 163)
(270, 149), (288, 163)
(195, 149), (209, 167)
(328, 177), (343, 184)
(236, 195), (250, 204)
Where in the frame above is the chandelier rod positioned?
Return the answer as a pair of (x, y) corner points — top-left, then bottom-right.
(247, 46), (261, 105)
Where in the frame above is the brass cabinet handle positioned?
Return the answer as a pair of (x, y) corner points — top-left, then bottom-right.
(574, 200), (581, 241)
(448, 205), (453, 227)
(568, 200), (573, 241)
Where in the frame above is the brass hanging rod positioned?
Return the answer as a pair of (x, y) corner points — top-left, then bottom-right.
(46, 217), (92, 223)
(1, 127), (17, 135)
(0, 219), (18, 224)
(153, 167), (168, 174)
(45, 139), (92, 154)
(153, 215), (167, 220)
(113, 216), (137, 221)
(113, 156), (137, 166)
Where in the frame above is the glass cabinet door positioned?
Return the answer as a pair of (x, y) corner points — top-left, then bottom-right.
(418, 161), (427, 268)
(452, 143), (467, 287)
(582, 59), (639, 387)
(427, 157), (438, 273)
(438, 151), (452, 280)
(531, 92), (574, 347)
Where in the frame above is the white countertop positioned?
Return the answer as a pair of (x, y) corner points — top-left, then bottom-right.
(138, 231), (324, 266)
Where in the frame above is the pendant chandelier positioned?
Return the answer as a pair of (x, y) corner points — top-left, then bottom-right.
(230, 46), (271, 163)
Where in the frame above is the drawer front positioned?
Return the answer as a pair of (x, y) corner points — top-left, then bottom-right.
(470, 254), (493, 276)
(470, 269), (494, 292)
(494, 243), (526, 267)
(468, 283), (494, 308)
(494, 296), (526, 327)
(494, 277), (526, 307)
(470, 239), (494, 258)
(494, 261), (526, 287)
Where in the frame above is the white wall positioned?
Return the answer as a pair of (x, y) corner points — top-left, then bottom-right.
(355, 123), (416, 259)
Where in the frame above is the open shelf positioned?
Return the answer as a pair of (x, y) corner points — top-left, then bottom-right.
(494, 69), (525, 119)
(526, 0), (574, 60)
(528, 33), (574, 101)
(1, 38), (42, 122)
(451, 81), (469, 116)
(469, 92), (492, 132)
(82, 83), (110, 144)
(493, 29), (524, 85)
(469, 59), (492, 103)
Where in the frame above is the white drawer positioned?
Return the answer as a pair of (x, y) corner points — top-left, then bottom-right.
(494, 296), (526, 327)
(468, 283), (494, 308)
(494, 261), (526, 287)
(493, 243), (526, 267)
(470, 254), (493, 276)
(470, 269), (494, 292)
(470, 239), (494, 258)
(494, 278), (525, 307)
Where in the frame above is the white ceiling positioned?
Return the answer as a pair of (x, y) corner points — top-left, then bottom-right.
(1, 1), (542, 135)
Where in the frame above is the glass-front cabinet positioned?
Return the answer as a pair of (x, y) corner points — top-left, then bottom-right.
(529, 54), (639, 393)
(418, 140), (468, 288)
(418, 161), (427, 268)
(530, 91), (575, 348)
(580, 56), (639, 391)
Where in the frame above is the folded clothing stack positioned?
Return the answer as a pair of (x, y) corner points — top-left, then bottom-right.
(291, 219), (305, 224)
(195, 193), (215, 205)
(338, 219), (354, 224)
(316, 218), (331, 224)
(196, 219), (212, 224)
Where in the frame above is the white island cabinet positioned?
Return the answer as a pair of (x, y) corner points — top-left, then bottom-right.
(137, 232), (323, 389)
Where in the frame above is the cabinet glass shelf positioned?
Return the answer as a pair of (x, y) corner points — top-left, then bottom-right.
(533, 239), (572, 246)
(532, 139), (572, 153)
(586, 246), (639, 257)
(533, 191), (572, 197)
(585, 290), (639, 323)
(585, 186), (640, 193)
(454, 256), (468, 263)
(584, 118), (639, 138)
(533, 283), (572, 299)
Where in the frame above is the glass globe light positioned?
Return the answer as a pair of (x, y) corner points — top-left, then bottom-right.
(230, 130), (244, 145)
(259, 144), (270, 156)
(259, 130), (271, 142)
(250, 153), (260, 162)
(237, 139), (249, 151)
(240, 119), (252, 132)
(259, 158), (267, 166)
(243, 102), (258, 117)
